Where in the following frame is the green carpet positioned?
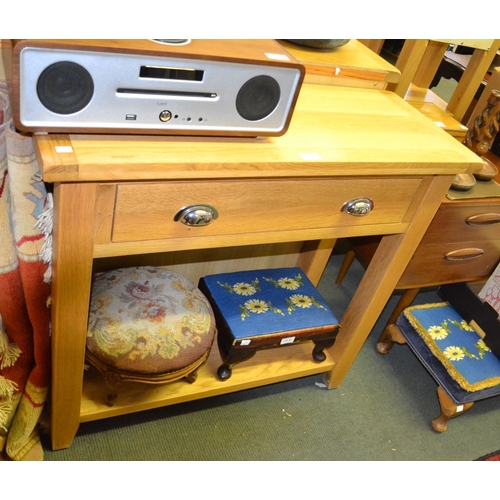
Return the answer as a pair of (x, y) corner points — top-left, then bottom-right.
(41, 247), (500, 461)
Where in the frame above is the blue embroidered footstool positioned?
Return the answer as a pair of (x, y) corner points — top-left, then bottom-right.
(198, 267), (340, 380)
(86, 266), (216, 405)
(386, 302), (500, 432)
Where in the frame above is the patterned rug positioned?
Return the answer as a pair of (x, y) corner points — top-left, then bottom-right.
(0, 80), (52, 460)
(477, 450), (500, 461)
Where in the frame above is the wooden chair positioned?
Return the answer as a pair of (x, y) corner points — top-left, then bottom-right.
(360, 40), (499, 142)
(387, 39), (500, 126)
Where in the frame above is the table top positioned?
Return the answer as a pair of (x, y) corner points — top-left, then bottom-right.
(35, 83), (482, 183)
(278, 39), (401, 86)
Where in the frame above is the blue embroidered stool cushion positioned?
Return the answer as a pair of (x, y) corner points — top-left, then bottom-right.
(86, 266), (216, 405)
(386, 302), (500, 432)
(198, 267), (340, 380)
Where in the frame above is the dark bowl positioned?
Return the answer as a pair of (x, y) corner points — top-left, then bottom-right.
(283, 39), (351, 50)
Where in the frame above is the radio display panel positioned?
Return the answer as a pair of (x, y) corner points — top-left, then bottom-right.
(140, 66), (204, 82)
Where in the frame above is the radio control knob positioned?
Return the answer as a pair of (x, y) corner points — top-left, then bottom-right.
(159, 110), (172, 122)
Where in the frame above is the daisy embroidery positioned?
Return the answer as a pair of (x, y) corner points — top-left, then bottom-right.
(290, 294), (313, 308)
(428, 325), (448, 340)
(443, 346), (465, 361)
(233, 282), (257, 296)
(244, 299), (268, 314)
(277, 277), (301, 290)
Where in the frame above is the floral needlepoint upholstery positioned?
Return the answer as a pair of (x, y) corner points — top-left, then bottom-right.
(199, 267), (340, 380)
(393, 301), (500, 431)
(403, 303), (500, 393)
(86, 266), (216, 404)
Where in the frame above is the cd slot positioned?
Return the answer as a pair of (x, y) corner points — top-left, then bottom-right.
(117, 88), (217, 99)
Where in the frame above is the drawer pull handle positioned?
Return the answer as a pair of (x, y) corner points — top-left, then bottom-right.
(466, 213), (500, 226)
(444, 248), (484, 261)
(174, 204), (219, 226)
(340, 197), (374, 216)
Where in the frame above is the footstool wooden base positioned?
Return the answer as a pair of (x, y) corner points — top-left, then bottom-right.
(199, 267), (340, 380)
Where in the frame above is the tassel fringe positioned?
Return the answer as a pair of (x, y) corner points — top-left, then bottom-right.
(0, 323), (22, 369)
(34, 191), (53, 284)
(0, 376), (18, 432)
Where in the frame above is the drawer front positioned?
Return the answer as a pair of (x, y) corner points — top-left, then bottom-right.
(398, 239), (500, 288)
(112, 178), (421, 243)
(421, 205), (500, 244)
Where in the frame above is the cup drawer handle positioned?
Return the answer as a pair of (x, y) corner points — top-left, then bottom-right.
(340, 197), (374, 216)
(174, 204), (219, 226)
(466, 213), (500, 226)
(444, 248), (485, 261)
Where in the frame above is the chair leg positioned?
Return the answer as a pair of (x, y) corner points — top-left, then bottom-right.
(431, 386), (474, 433)
(376, 288), (420, 353)
(335, 249), (356, 285)
(385, 288), (421, 328)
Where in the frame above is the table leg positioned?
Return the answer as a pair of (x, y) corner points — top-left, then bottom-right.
(325, 175), (454, 388)
(297, 239), (337, 285)
(50, 182), (98, 450)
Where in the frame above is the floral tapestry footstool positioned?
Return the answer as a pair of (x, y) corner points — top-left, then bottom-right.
(86, 266), (216, 405)
(198, 267), (340, 380)
(388, 301), (500, 431)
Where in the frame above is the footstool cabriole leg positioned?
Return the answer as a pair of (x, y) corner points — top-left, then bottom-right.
(185, 369), (199, 384)
(432, 386), (474, 433)
(104, 370), (121, 407)
(217, 347), (258, 381)
(377, 324), (407, 355)
(312, 340), (330, 363)
(312, 327), (339, 362)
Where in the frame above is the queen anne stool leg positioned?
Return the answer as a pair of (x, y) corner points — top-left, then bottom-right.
(377, 323), (407, 354)
(104, 370), (121, 407)
(432, 386), (474, 432)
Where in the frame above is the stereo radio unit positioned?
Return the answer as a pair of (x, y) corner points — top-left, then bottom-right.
(10, 39), (305, 137)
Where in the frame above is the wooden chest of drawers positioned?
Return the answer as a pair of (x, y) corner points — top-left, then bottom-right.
(398, 198), (500, 288)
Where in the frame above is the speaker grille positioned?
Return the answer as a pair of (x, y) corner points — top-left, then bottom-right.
(236, 75), (281, 121)
(36, 61), (94, 115)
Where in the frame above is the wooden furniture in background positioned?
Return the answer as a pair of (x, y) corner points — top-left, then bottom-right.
(358, 39), (385, 55)
(278, 39), (400, 89)
(337, 151), (500, 347)
(35, 83), (481, 450)
(466, 67), (500, 131)
(385, 39), (500, 141)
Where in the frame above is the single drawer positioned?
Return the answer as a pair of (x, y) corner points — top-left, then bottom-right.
(398, 239), (500, 288)
(421, 205), (500, 245)
(112, 178), (421, 243)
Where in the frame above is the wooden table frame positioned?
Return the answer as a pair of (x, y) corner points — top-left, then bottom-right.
(279, 39), (401, 89)
(35, 84), (481, 450)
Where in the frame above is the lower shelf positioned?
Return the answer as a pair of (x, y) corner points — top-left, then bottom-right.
(80, 342), (335, 423)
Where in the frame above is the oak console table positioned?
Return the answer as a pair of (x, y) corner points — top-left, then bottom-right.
(35, 83), (481, 450)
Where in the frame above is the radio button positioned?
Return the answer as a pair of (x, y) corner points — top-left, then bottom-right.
(159, 110), (172, 122)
